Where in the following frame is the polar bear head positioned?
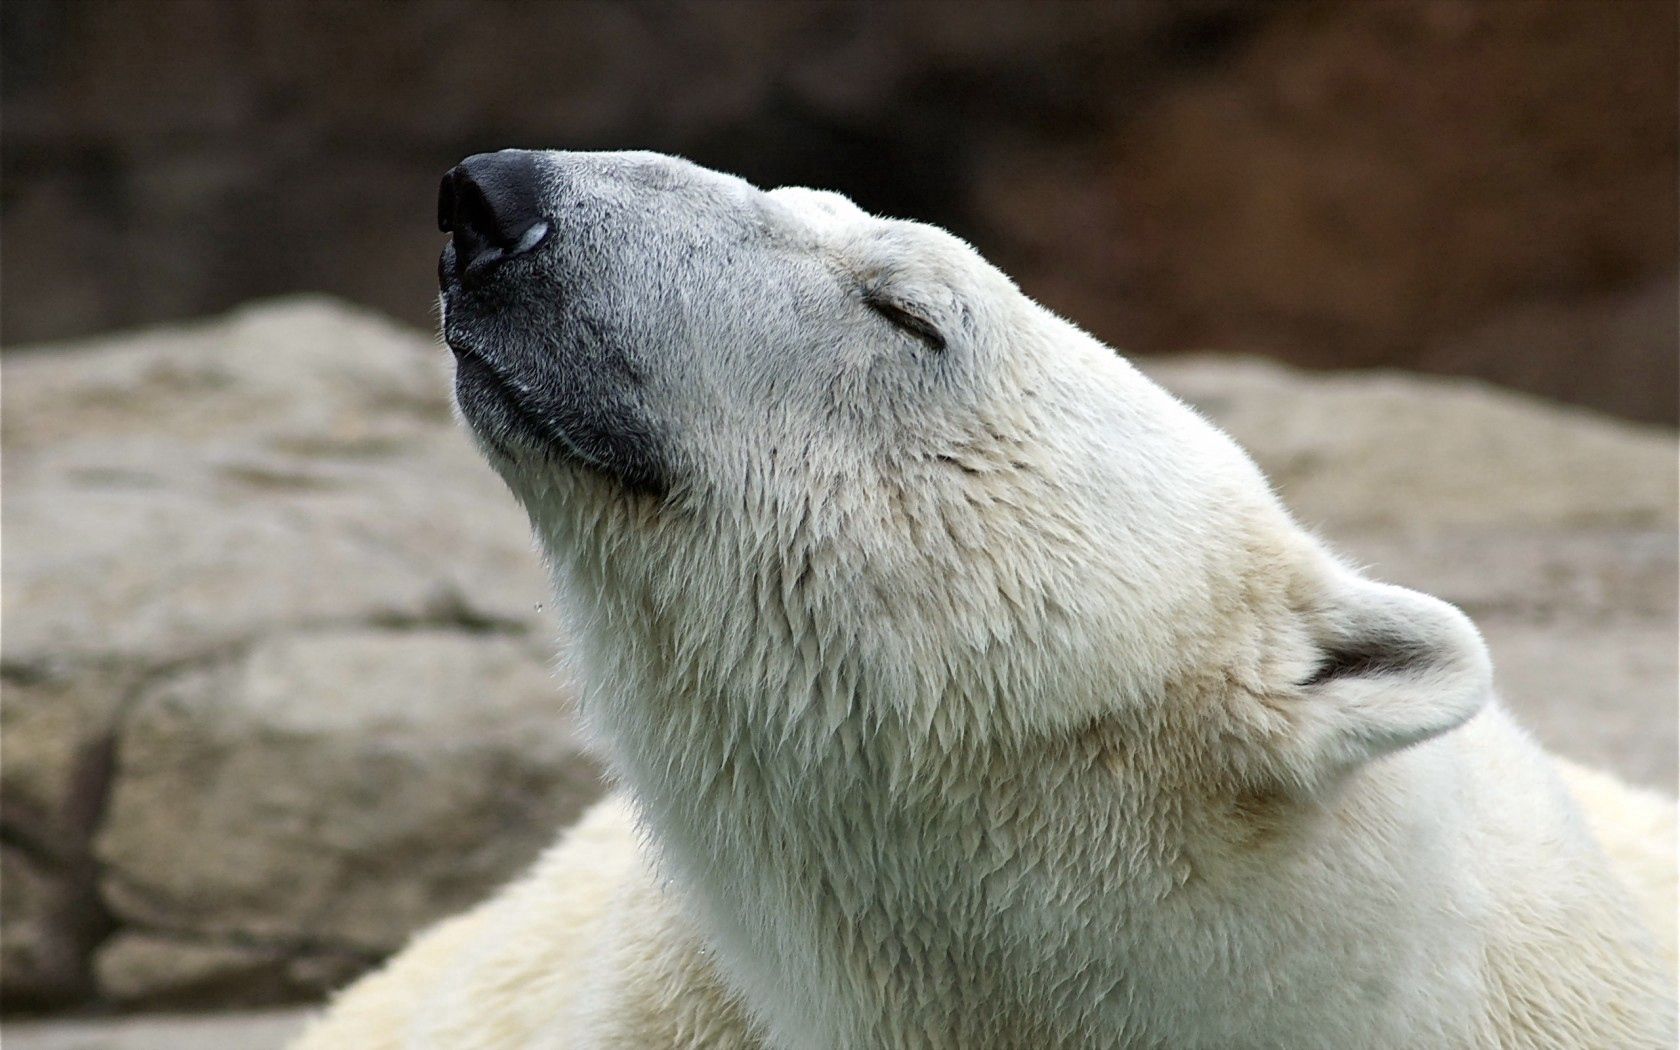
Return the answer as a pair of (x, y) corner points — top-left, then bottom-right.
(437, 149), (1490, 799)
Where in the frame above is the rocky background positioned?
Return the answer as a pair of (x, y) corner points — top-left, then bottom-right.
(2, 0), (1676, 422)
(2, 2), (1677, 1047)
(3, 299), (1675, 1049)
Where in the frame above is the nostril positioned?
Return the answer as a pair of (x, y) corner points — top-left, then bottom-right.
(437, 169), (458, 233)
(449, 179), (499, 260)
(437, 150), (550, 281)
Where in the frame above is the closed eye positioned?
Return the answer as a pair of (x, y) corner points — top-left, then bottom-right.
(864, 294), (945, 352)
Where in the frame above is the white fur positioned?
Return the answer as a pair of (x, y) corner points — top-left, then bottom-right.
(297, 153), (1676, 1049)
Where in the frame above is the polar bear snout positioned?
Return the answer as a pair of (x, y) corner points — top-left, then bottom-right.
(438, 149), (552, 286)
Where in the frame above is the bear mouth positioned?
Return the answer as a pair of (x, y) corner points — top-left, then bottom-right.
(449, 342), (669, 497)
(451, 345), (560, 456)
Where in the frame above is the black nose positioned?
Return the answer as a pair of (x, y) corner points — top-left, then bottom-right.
(438, 150), (550, 279)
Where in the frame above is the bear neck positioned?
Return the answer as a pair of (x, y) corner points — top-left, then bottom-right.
(591, 649), (1490, 1048)
(565, 564), (1229, 1046)
(536, 467), (1481, 1046)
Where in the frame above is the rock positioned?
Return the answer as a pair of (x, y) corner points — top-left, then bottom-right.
(95, 629), (601, 957)
(1140, 354), (1677, 531)
(1, 847), (104, 1010)
(0, 664), (127, 887)
(1335, 528), (1678, 625)
(1417, 274), (1680, 434)
(0, 666), (121, 1010)
(1474, 618), (1677, 788)
(2, 299), (603, 1010)
(1, 299), (542, 669)
(1, 300), (1671, 1017)
(1, 1009), (311, 1050)
(93, 934), (292, 1009)
(1143, 354), (1678, 788)
(91, 932), (366, 1010)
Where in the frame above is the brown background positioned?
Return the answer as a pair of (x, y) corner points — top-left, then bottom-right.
(2, 0), (1676, 421)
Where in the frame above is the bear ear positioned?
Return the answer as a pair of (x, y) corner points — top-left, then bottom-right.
(1274, 576), (1492, 789)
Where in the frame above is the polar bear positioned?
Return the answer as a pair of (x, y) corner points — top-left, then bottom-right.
(297, 150), (1675, 1049)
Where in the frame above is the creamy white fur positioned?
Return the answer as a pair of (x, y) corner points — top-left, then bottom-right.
(297, 153), (1677, 1049)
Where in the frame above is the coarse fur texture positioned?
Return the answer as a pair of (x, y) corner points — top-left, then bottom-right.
(296, 151), (1677, 1049)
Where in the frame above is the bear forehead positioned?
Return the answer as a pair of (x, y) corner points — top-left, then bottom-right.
(766, 185), (866, 223)
(762, 186), (979, 279)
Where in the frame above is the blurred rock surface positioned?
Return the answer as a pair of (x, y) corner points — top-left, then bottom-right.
(2, 299), (1674, 1019)
(1140, 356), (1678, 786)
(2, 300), (604, 1012)
(3, 1009), (309, 1050)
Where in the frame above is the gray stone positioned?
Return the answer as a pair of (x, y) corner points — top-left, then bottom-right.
(1145, 355), (1678, 788)
(0, 666), (122, 1010)
(95, 629), (601, 960)
(1, 847), (102, 1010)
(1, 299), (545, 670)
(90, 932), (367, 1010)
(1476, 618), (1678, 789)
(2, 300), (600, 1010)
(2, 302), (1672, 1019)
(1141, 355), (1677, 531)
(93, 934), (292, 1009)
(1, 1009), (311, 1050)
(0, 665), (129, 870)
